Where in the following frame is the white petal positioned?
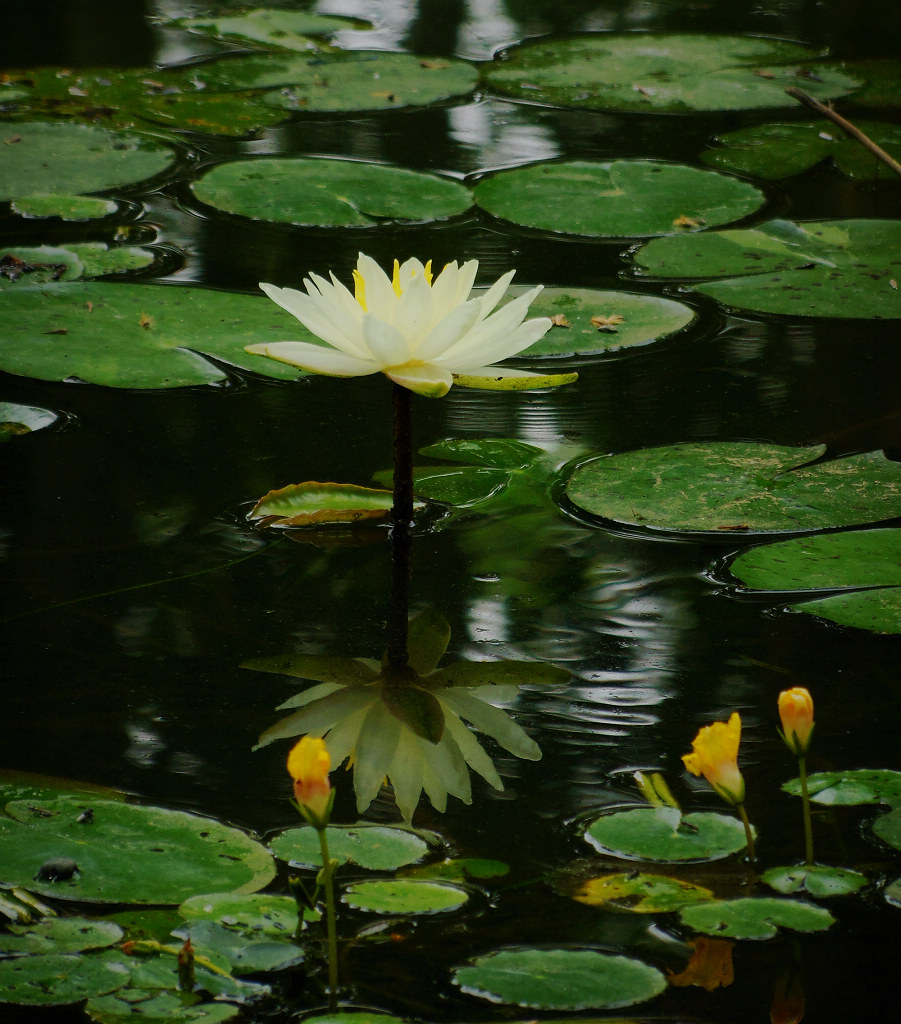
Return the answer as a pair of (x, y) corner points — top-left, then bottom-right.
(384, 363), (453, 397)
(259, 282), (368, 359)
(361, 314), (411, 366)
(438, 285), (544, 363)
(454, 315), (552, 369)
(395, 272), (435, 349)
(476, 269), (516, 320)
(417, 298), (483, 361)
(245, 342), (380, 377)
(355, 253), (397, 321)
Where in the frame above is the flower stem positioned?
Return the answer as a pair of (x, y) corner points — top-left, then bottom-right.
(798, 754), (814, 866)
(386, 383), (413, 668)
(316, 825), (339, 1008)
(737, 803), (756, 862)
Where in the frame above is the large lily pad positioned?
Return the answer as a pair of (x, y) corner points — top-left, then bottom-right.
(679, 897), (834, 939)
(473, 160), (763, 238)
(566, 443), (901, 535)
(192, 157), (472, 227)
(453, 947), (666, 1010)
(0, 953), (126, 1006)
(702, 120), (901, 180)
(0, 282), (309, 388)
(0, 122), (176, 202)
(0, 784), (275, 904)
(633, 219), (901, 319)
(0, 917), (122, 955)
(729, 528), (901, 633)
(482, 34), (861, 113)
(270, 824), (431, 871)
(584, 808), (750, 862)
(512, 287), (696, 356)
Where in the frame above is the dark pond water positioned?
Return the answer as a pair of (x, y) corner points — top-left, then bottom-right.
(2, 1), (901, 1022)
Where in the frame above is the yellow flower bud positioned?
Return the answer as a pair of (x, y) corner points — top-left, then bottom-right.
(287, 736), (332, 826)
(778, 687), (814, 756)
(682, 712), (746, 806)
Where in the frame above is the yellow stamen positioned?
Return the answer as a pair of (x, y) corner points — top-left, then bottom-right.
(424, 260), (433, 285)
(353, 269), (367, 310)
(392, 259), (402, 297)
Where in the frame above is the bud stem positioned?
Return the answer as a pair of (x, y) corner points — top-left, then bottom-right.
(316, 824), (339, 1008)
(737, 802), (756, 862)
(797, 754), (815, 866)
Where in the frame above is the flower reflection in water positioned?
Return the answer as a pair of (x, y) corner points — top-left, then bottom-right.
(247, 608), (568, 822)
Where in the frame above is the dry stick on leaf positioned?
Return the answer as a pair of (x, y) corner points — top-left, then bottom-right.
(785, 86), (901, 179)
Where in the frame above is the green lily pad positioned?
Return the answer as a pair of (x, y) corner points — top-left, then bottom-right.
(248, 482), (403, 527)
(0, 953), (126, 1006)
(261, 51), (478, 112)
(0, 281), (309, 388)
(0, 402), (58, 440)
(473, 160), (763, 238)
(679, 897), (834, 939)
(304, 1015), (406, 1024)
(192, 157), (472, 227)
(173, 920), (303, 975)
(178, 893), (299, 937)
(566, 443), (901, 535)
(783, 769), (901, 807)
(0, 244), (155, 288)
(584, 808), (751, 862)
(402, 858), (509, 882)
(729, 528), (901, 633)
(175, 8), (364, 50)
(453, 947), (666, 1010)
(482, 34), (861, 113)
(11, 193), (119, 220)
(270, 825), (431, 871)
(0, 122), (176, 202)
(342, 879), (468, 914)
(702, 119), (901, 180)
(511, 287), (696, 356)
(86, 990), (240, 1023)
(0, 917), (122, 955)
(884, 876), (901, 909)
(633, 219), (901, 319)
(761, 865), (867, 897)
(836, 58), (901, 108)
(872, 807), (901, 852)
(0, 787), (275, 904)
(573, 872), (715, 913)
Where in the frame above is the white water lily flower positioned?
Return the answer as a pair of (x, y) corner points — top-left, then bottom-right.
(245, 253), (575, 398)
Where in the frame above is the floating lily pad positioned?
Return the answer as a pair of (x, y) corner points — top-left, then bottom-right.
(86, 990), (240, 1023)
(261, 51), (478, 112)
(633, 219), (901, 318)
(248, 482), (400, 527)
(0, 402), (58, 440)
(304, 1015), (406, 1024)
(342, 879), (468, 915)
(0, 122), (176, 202)
(0, 953), (126, 1006)
(473, 160), (763, 238)
(872, 807), (901, 852)
(836, 58), (901, 108)
(0, 918), (122, 955)
(175, 8), (365, 50)
(453, 947), (666, 1010)
(482, 34), (861, 113)
(0, 785), (275, 904)
(761, 865), (867, 897)
(702, 120), (901, 180)
(173, 919), (304, 975)
(573, 872), (715, 913)
(566, 443), (901, 535)
(0, 244), (155, 288)
(783, 769), (901, 807)
(679, 897), (834, 939)
(584, 808), (751, 862)
(0, 281), (309, 388)
(510, 287), (696, 356)
(884, 876), (901, 910)
(729, 528), (901, 633)
(270, 825), (431, 871)
(11, 193), (119, 220)
(403, 858), (509, 882)
(192, 157), (472, 227)
(178, 893), (300, 937)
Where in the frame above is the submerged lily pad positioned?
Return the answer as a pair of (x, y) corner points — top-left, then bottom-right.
(0, 786), (275, 904)
(566, 443), (901, 535)
(702, 120), (901, 180)
(473, 160), (763, 238)
(342, 879), (467, 914)
(0, 281), (309, 388)
(11, 193), (119, 220)
(761, 865), (867, 897)
(584, 808), (750, 862)
(453, 947), (666, 1010)
(0, 244), (155, 287)
(270, 825), (431, 871)
(512, 287), (696, 356)
(0, 122), (176, 202)
(192, 157), (472, 227)
(633, 219), (901, 318)
(482, 34), (861, 113)
(679, 897), (834, 939)
(573, 872), (715, 913)
(175, 8), (364, 50)
(729, 528), (901, 633)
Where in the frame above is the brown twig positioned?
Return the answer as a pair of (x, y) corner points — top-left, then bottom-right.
(785, 86), (901, 179)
